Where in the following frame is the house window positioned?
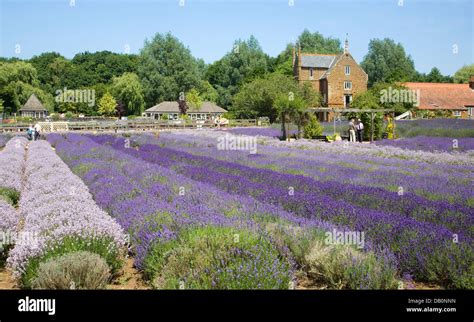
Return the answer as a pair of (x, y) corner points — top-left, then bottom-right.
(344, 81), (352, 90)
(453, 111), (461, 117)
(345, 66), (350, 75)
(309, 68), (314, 80)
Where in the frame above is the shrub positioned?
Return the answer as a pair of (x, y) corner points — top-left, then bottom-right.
(143, 226), (293, 289)
(305, 241), (398, 289)
(20, 236), (124, 288)
(31, 251), (111, 290)
(0, 245), (13, 268)
(0, 187), (20, 206)
(265, 223), (398, 289)
(304, 114), (323, 139)
(424, 241), (474, 289)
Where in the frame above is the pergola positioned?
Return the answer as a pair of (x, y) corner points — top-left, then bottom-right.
(307, 107), (396, 142)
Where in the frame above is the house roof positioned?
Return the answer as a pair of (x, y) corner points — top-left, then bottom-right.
(20, 94), (47, 112)
(403, 82), (474, 110)
(300, 54), (339, 68)
(145, 101), (227, 114)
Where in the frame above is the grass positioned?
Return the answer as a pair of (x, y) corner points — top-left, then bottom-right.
(0, 187), (20, 207)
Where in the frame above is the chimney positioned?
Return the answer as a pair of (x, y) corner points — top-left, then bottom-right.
(344, 34), (349, 54)
(469, 75), (474, 90)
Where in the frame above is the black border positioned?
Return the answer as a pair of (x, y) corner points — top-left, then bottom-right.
(0, 290), (472, 321)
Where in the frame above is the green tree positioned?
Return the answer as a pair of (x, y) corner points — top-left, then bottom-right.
(303, 114), (323, 139)
(29, 52), (69, 93)
(361, 38), (416, 86)
(271, 30), (343, 76)
(232, 72), (320, 123)
(422, 67), (452, 83)
(111, 72), (145, 116)
(205, 35), (270, 108)
(0, 61), (54, 114)
(453, 64), (474, 83)
(274, 93), (306, 140)
(68, 51), (138, 87)
(297, 29), (343, 54)
(97, 92), (117, 116)
(232, 73), (298, 122)
(186, 88), (203, 109)
(197, 81), (218, 102)
(351, 82), (416, 140)
(138, 33), (201, 106)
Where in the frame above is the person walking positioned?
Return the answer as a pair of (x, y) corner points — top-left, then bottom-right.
(356, 119), (364, 143)
(348, 119), (356, 142)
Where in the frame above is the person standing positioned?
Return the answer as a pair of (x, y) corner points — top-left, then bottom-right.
(356, 119), (364, 143)
(27, 124), (34, 141)
(348, 119), (356, 142)
(34, 123), (41, 141)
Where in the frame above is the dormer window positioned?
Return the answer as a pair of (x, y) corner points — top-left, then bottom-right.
(345, 66), (350, 75)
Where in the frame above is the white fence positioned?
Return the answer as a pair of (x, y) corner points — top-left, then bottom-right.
(38, 122), (69, 133)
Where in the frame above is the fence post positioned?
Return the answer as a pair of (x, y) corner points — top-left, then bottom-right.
(370, 112), (374, 143)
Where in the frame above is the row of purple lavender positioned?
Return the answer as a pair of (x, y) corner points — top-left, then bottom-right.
(48, 133), (400, 289)
(92, 133), (472, 288)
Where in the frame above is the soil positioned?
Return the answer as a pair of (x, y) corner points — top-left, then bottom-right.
(107, 257), (150, 290)
(295, 271), (443, 290)
(0, 267), (18, 289)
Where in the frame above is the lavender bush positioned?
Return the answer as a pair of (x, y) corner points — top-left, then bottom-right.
(48, 133), (399, 289)
(220, 127), (298, 138)
(0, 199), (18, 256)
(0, 137), (27, 192)
(375, 136), (474, 153)
(115, 131), (472, 288)
(7, 140), (128, 288)
(396, 119), (474, 138)
(0, 135), (10, 148)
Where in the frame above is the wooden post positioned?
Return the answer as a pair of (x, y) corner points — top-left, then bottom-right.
(392, 111), (396, 139)
(370, 112), (374, 143)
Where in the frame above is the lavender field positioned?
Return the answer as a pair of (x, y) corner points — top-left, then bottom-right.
(375, 136), (474, 153)
(0, 130), (473, 290)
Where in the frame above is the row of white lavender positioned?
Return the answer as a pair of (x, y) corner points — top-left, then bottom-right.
(0, 137), (27, 244)
(0, 137), (27, 191)
(7, 140), (128, 286)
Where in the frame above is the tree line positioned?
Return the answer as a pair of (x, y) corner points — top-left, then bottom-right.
(0, 29), (473, 122)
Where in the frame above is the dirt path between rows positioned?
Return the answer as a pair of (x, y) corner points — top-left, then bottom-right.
(0, 267), (18, 289)
(107, 257), (150, 290)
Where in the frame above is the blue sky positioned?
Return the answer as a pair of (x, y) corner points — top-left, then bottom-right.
(0, 0), (472, 75)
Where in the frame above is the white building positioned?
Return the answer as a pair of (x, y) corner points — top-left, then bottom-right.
(144, 101), (227, 120)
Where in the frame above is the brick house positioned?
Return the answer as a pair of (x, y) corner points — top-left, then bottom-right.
(403, 79), (474, 119)
(293, 39), (368, 121)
